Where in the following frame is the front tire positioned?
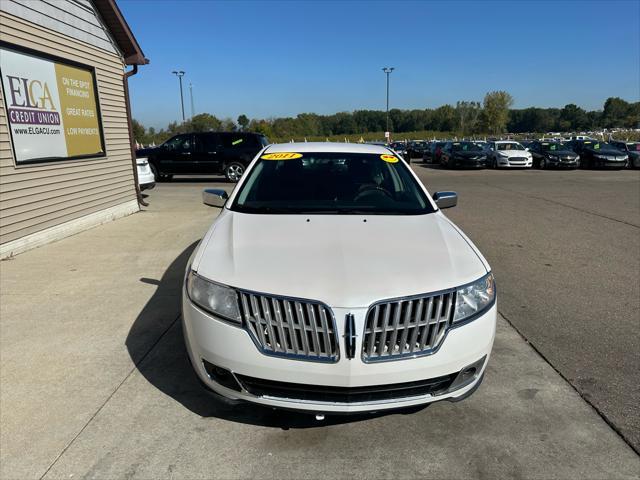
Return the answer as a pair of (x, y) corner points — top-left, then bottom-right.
(540, 158), (546, 170)
(225, 162), (245, 182)
(150, 164), (172, 182)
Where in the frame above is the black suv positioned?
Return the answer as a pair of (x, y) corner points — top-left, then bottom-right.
(529, 141), (579, 169)
(568, 139), (628, 169)
(137, 132), (269, 182)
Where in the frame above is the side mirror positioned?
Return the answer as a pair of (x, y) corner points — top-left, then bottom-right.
(203, 188), (228, 207)
(433, 191), (457, 209)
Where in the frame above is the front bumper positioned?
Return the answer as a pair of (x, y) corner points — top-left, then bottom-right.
(496, 157), (532, 168)
(182, 295), (497, 413)
(593, 159), (628, 168)
(546, 157), (578, 168)
(453, 158), (487, 168)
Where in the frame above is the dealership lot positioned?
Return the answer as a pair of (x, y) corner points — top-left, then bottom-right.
(1, 167), (639, 478)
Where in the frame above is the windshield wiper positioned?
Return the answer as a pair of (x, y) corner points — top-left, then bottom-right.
(235, 205), (294, 214)
(293, 209), (375, 214)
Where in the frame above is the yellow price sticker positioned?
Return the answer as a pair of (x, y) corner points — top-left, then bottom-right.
(261, 152), (303, 160)
(380, 154), (399, 163)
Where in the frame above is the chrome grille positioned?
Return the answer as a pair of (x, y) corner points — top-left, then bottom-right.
(362, 291), (455, 362)
(239, 291), (339, 362)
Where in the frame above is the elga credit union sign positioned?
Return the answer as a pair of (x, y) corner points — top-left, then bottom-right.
(0, 45), (105, 164)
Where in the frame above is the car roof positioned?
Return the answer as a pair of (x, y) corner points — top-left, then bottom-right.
(494, 140), (521, 143)
(264, 142), (390, 154)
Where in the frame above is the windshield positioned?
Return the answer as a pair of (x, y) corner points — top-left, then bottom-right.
(451, 142), (483, 152)
(496, 142), (525, 151)
(541, 142), (570, 151)
(583, 142), (613, 150)
(231, 152), (435, 215)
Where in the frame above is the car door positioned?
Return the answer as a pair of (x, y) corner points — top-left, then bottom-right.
(193, 133), (223, 174)
(529, 142), (542, 166)
(219, 133), (260, 168)
(156, 134), (196, 174)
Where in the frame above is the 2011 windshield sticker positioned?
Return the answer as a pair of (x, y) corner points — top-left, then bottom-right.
(380, 154), (398, 163)
(261, 152), (303, 160)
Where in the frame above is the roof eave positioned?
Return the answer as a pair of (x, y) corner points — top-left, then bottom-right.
(93, 0), (147, 66)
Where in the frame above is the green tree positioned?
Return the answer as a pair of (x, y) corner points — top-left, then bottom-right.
(188, 113), (222, 132)
(455, 101), (482, 135)
(602, 97), (630, 128)
(249, 119), (273, 138)
(432, 105), (456, 131)
(483, 91), (514, 134)
(559, 104), (588, 131)
(131, 119), (146, 143)
(220, 118), (237, 131)
(237, 114), (250, 131)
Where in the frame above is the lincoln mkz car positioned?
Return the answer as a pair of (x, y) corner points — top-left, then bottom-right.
(182, 143), (497, 415)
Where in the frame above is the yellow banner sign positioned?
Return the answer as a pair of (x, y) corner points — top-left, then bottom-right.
(1, 46), (105, 164)
(261, 152), (303, 160)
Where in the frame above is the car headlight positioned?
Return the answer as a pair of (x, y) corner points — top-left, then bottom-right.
(186, 271), (241, 324)
(453, 273), (496, 325)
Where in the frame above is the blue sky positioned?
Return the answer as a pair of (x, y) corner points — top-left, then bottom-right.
(120, 0), (640, 129)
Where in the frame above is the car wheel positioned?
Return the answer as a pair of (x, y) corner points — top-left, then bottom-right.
(540, 158), (546, 170)
(150, 164), (172, 182)
(225, 162), (245, 182)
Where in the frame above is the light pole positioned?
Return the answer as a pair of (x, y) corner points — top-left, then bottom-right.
(382, 67), (394, 135)
(189, 82), (195, 119)
(172, 70), (185, 122)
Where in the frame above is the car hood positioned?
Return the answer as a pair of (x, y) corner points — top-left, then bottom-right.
(496, 150), (529, 157)
(585, 148), (624, 156)
(545, 150), (577, 157)
(193, 210), (488, 308)
(452, 151), (485, 158)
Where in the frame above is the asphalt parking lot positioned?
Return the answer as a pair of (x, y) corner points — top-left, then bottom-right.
(1, 166), (639, 479)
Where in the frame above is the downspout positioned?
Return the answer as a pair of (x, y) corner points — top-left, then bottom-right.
(123, 64), (148, 207)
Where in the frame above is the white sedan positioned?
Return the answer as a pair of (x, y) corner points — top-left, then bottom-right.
(182, 142), (496, 415)
(488, 141), (533, 168)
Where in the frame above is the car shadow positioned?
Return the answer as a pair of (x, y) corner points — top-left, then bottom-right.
(160, 177), (235, 184)
(414, 162), (444, 170)
(126, 243), (423, 429)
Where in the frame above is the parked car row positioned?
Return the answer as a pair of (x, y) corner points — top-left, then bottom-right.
(389, 138), (639, 170)
(134, 133), (639, 189)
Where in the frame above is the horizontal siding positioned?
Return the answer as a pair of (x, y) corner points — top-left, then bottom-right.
(0, 10), (138, 245)
(1, 194), (135, 242)
(1, 183), (134, 226)
(0, 22), (125, 75)
(1, 0), (120, 55)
